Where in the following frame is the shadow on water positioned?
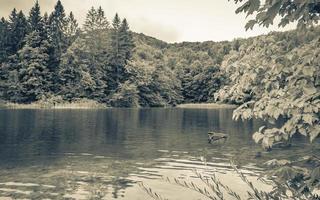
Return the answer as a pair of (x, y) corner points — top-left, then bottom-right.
(0, 108), (317, 199)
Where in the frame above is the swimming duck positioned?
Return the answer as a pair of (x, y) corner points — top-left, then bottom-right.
(208, 132), (228, 143)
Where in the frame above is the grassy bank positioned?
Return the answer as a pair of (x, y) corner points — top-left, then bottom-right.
(3, 99), (107, 109)
(176, 103), (237, 109)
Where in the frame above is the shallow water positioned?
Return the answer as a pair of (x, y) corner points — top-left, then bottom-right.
(0, 108), (317, 199)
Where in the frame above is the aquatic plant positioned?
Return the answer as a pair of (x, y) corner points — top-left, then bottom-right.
(140, 160), (320, 200)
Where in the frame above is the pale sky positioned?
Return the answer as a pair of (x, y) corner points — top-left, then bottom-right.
(0, 0), (295, 43)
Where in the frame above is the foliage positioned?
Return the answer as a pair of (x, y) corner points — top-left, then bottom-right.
(1, 1), (318, 110)
(64, 12), (79, 47)
(48, 0), (67, 73)
(215, 28), (320, 147)
(141, 160), (320, 200)
(28, 0), (44, 33)
(232, 0), (320, 30)
(58, 37), (95, 101)
(8, 9), (28, 56)
(7, 31), (51, 103)
(110, 81), (140, 107)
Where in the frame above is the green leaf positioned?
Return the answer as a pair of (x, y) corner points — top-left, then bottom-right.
(310, 167), (320, 183)
(245, 20), (257, 30)
(247, 0), (260, 16)
(310, 125), (320, 142)
(264, 159), (291, 167)
(272, 166), (302, 181)
(302, 114), (314, 125)
(303, 86), (317, 95)
(235, 1), (250, 14)
(299, 127), (307, 136)
(302, 66), (315, 76)
(253, 132), (264, 143)
(265, 1), (281, 22)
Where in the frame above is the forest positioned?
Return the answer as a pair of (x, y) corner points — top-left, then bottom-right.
(0, 0), (319, 199)
(0, 1), (319, 143)
(0, 0), (318, 107)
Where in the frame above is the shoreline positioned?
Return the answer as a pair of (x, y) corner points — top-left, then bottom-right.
(0, 102), (237, 110)
(1, 100), (108, 110)
(176, 103), (237, 109)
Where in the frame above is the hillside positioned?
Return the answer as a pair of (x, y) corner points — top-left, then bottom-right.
(127, 26), (320, 105)
(0, 1), (319, 108)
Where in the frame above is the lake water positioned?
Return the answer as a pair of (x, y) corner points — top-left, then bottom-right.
(0, 108), (317, 200)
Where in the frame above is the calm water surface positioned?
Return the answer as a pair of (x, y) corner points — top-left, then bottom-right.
(0, 108), (317, 199)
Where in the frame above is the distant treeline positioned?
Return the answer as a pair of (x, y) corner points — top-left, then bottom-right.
(0, 0), (319, 109)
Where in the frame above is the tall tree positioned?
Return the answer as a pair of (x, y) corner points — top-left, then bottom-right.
(108, 13), (127, 91)
(83, 7), (97, 33)
(0, 18), (10, 99)
(58, 38), (95, 101)
(28, 0), (43, 33)
(65, 12), (79, 46)
(0, 17), (9, 62)
(13, 31), (50, 102)
(8, 9), (28, 55)
(96, 6), (109, 30)
(42, 12), (51, 41)
(119, 18), (135, 61)
(80, 7), (110, 101)
(83, 6), (109, 33)
(48, 0), (67, 67)
(112, 13), (121, 31)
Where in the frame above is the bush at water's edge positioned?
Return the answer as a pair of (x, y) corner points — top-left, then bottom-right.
(3, 96), (107, 109)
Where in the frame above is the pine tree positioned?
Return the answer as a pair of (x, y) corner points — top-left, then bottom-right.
(80, 7), (110, 101)
(0, 17), (9, 62)
(28, 0), (43, 33)
(83, 6), (109, 33)
(112, 13), (121, 30)
(8, 9), (28, 55)
(48, 0), (67, 67)
(83, 7), (97, 33)
(15, 31), (50, 102)
(65, 12), (79, 46)
(59, 38), (95, 100)
(108, 13), (124, 91)
(108, 15), (135, 92)
(96, 6), (109, 30)
(4, 56), (22, 102)
(119, 18), (135, 61)
(43, 12), (49, 30)
(8, 8), (17, 26)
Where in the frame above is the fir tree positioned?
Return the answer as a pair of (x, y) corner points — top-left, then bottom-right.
(96, 6), (109, 30)
(108, 15), (135, 92)
(112, 13), (121, 30)
(65, 12), (79, 46)
(28, 0), (43, 33)
(59, 38), (95, 100)
(42, 12), (51, 41)
(48, 0), (67, 67)
(109, 13), (125, 90)
(8, 9), (28, 55)
(83, 7), (97, 33)
(119, 18), (135, 61)
(8, 8), (17, 26)
(81, 7), (110, 101)
(83, 6), (109, 33)
(15, 31), (50, 102)
(0, 17), (9, 62)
